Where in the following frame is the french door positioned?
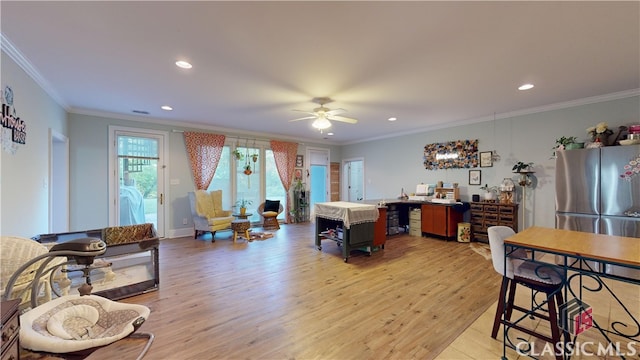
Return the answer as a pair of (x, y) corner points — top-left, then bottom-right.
(109, 127), (167, 237)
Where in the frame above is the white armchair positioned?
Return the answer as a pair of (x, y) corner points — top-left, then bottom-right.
(0, 236), (70, 309)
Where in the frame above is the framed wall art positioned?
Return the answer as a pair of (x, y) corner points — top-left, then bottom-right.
(423, 139), (478, 170)
(296, 155), (304, 167)
(469, 170), (481, 185)
(480, 151), (493, 167)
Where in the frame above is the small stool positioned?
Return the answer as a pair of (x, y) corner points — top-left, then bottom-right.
(262, 212), (280, 230)
(231, 219), (250, 243)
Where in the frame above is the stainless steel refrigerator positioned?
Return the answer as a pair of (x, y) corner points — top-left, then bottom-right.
(555, 144), (640, 279)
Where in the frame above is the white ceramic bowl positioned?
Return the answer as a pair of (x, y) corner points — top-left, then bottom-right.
(619, 139), (640, 146)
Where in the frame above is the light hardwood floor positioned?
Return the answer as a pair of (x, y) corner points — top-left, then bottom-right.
(21, 223), (638, 360)
(84, 223), (500, 360)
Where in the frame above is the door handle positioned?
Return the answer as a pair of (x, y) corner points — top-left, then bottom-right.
(160, 193), (164, 205)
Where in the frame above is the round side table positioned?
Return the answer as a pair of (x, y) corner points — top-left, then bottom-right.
(232, 213), (253, 220)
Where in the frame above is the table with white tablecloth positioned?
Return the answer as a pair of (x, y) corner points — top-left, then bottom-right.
(314, 201), (379, 262)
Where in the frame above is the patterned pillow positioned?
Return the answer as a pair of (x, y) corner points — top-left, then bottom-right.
(264, 200), (280, 213)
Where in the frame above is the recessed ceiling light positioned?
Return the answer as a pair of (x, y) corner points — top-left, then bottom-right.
(175, 60), (192, 69)
(161, 105), (173, 111)
(327, 132), (334, 136)
(518, 83), (534, 91)
(388, 117), (397, 121)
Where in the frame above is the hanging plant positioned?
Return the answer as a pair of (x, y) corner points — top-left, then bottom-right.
(251, 153), (259, 163)
(232, 149), (244, 161)
(243, 164), (252, 175)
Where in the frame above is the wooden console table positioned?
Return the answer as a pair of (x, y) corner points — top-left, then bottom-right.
(1, 299), (20, 360)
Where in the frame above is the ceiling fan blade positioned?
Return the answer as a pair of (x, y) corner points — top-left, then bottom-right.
(328, 115), (358, 124)
(292, 109), (316, 116)
(326, 108), (346, 116)
(289, 116), (318, 122)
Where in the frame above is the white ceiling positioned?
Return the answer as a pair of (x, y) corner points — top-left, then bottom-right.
(2, 1), (638, 144)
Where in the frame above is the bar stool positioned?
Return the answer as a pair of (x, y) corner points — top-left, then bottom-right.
(231, 219), (250, 242)
(488, 226), (568, 360)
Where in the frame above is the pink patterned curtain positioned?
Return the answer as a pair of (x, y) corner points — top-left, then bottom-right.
(183, 132), (226, 190)
(270, 140), (299, 223)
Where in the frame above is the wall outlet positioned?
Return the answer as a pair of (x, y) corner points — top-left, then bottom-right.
(182, 218), (188, 225)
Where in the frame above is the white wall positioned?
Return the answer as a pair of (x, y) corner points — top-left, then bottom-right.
(67, 112), (340, 237)
(3, 51), (638, 237)
(0, 51), (67, 237)
(341, 95), (640, 230)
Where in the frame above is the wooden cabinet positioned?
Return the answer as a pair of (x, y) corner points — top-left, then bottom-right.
(1, 299), (20, 360)
(374, 207), (387, 248)
(470, 202), (519, 242)
(421, 203), (463, 239)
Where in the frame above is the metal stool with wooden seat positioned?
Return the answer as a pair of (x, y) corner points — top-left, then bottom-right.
(231, 219), (250, 242)
(488, 226), (568, 360)
(258, 200), (283, 230)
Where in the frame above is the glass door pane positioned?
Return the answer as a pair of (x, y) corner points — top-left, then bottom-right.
(117, 134), (161, 232)
(235, 146), (261, 222)
(265, 150), (286, 220)
(310, 164), (326, 210)
(208, 146), (232, 210)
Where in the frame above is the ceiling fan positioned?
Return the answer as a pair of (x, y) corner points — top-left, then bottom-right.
(289, 97), (358, 130)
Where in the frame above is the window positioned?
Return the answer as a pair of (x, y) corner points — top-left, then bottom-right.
(265, 150), (286, 219)
(208, 144), (286, 223)
(208, 146), (232, 209)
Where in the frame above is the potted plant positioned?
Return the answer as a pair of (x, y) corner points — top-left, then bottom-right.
(552, 136), (582, 158)
(512, 161), (534, 173)
(232, 149), (244, 161)
(513, 161), (534, 186)
(235, 199), (253, 215)
(243, 164), (252, 175)
(480, 184), (498, 201)
(251, 153), (259, 163)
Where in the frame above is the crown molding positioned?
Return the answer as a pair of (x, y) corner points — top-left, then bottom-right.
(1, 33), (69, 109)
(346, 88), (640, 145)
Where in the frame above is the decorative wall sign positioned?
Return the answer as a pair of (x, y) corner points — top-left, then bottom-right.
(1, 86), (27, 154)
(423, 139), (478, 170)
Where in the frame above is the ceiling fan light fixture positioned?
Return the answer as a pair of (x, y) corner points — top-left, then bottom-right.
(312, 117), (332, 130)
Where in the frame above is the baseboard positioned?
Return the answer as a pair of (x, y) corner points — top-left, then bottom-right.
(167, 227), (193, 239)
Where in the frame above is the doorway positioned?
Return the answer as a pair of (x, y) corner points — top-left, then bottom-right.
(343, 158), (364, 202)
(307, 148), (330, 213)
(109, 127), (167, 237)
(50, 129), (69, 233)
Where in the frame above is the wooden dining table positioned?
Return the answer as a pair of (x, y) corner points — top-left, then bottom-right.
(502, 226), (640, 360)
(505, 226), (640, 270)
